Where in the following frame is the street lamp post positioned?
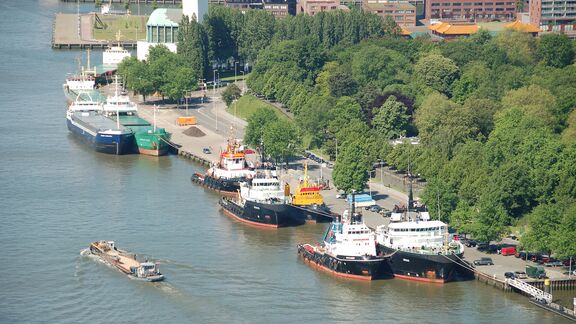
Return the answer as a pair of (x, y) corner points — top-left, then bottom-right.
(234, 61), (238, 83)
(213, 69), (218, 132)
(184, 90), (188, 116)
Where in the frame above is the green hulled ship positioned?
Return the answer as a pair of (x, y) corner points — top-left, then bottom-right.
(113, 116), (171, 156)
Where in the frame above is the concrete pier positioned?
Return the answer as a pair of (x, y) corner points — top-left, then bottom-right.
(53, 13), (141, 49)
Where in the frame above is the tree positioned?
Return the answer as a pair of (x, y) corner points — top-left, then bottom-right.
(351, 46), (411, 88)
(203, 6), (243, 63)
(95, 0), (102, 8)
(328, 68), (358, 97)
(117, 56), (154, 101)
(414, 54), (460, 95)
(178, 17), (209, 79)
(521, 203), (563, 255)
(332, 139), (370, 192)
(415, 93), (478, 159)
(244, 107), (279, 148)
(501, 85), (557, 130)
(239, 10), (275, 63)
(262, 121), (298, 164)
(371, 95), (409, 139)
(123, 0), (130, 11)
(161, 66), (197, 101)
(537, 33), (575, 68)
(221, 84), (242, 107)
(152, 0), (158, 10)
(382, 15), (401, 36)
(562, 109), (576, 145)
(554, 202), (576, 258)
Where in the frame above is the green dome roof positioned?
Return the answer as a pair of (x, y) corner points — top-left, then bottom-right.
(146, 8), (182, 28)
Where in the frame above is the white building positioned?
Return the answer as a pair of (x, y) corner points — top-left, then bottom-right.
(137, 0), (208, 61)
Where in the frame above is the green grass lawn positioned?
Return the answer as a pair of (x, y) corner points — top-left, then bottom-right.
(220, 74), (250, 82)
(226, 95), (290, 121)
(93, 15), (147, 41)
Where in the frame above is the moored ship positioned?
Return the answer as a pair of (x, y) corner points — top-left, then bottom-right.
(219, 175), (299, 228)
(191, 136), (256, 195)
(297, 205), (390, 280)
(88, 240), (164, 282)
(62, 50), (107, 104)
(288, 162), (334, 223)
(103, 77), (171, 156)
(375, 184), (465, 283)
(66, 93), (135, 155)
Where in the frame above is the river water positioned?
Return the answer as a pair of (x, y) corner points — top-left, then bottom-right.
(0, 1), (570, 322)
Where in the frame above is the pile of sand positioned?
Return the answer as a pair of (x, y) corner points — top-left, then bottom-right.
(182, 126), (206, 137)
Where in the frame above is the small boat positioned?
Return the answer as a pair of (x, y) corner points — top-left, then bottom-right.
(297, 197), (390, 280)
(89, 240), (164, 282)
(288, 162), (334, 223)
(219, 173), (300, 228)
(191, 135), (256, 195)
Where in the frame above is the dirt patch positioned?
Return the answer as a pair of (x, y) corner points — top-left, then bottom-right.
(182, 126), (206, 137)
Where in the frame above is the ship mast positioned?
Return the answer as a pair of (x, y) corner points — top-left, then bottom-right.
(114, 74), (120, 129)
(302, 161), (310, 188)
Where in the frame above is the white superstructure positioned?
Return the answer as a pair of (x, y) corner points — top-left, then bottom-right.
(63, 71), (95, 92)
(376, 215), (463, 255)
(324, 211), (378, 257)
(103, 45), (131, 67)
(68, 92), (103, 112)
(208, 138), (256, 180)
(240, 176), (287, 204)
(103, 76), (138, 116)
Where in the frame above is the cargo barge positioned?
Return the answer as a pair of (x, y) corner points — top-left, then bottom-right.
(88, 240), (164, 282)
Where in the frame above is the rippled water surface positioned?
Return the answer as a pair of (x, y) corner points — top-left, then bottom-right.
(0, 1), (570, 322)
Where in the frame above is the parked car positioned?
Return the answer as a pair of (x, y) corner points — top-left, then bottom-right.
(461, 239), (477, 248)
(476, 242), (489, 251)
(473, 257), (494, 266)
(202, 147), (211, 154)
(537, 255), (551, 264)
(514, 271), (528, 279)
(500, 246), (517, 256)
(504, 272), (515, 279)
(484, 245), (499, 254)
(336, 193), (346, 199)
(544, 260), (563, 267)
(368, 205), (382, 213)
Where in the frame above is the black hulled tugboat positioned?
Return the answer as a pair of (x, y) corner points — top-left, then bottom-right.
(191, 136), (256, 196)
(375, 179), (465, 283)
(219, 174), (300, 228)
(297, 197), (390, 280)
